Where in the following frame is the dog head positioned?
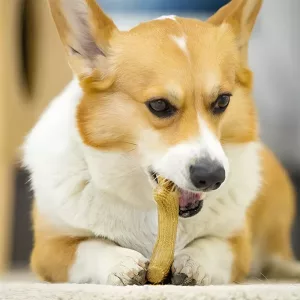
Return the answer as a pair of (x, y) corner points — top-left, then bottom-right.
(49, 0), (262, 214)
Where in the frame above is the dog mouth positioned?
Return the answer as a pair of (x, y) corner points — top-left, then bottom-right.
(150, 171), (204, 218)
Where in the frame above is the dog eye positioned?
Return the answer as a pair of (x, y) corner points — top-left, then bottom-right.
(211, 94), (231, 115)
(146, 99), (177, 118)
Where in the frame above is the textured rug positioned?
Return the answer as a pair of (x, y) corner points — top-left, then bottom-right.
(1, 283), (300, 300)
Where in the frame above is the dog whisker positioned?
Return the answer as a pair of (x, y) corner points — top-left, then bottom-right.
(121, 141), (138, 146)
(109, 169), (144, 179)
(209, 207), (220, 216)
(217, 198), (225, 205)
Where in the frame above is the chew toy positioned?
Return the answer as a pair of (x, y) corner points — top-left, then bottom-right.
(147, 177), (179, 284)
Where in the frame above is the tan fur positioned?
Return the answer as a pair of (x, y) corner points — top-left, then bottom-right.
(229, 223), (252, 283)
(31, 234), (85, 283)
(250, 146), (296, 269)
(228, 144), (295, 283)
(31, 0), (297, 284)
(31, 203), (88, 282)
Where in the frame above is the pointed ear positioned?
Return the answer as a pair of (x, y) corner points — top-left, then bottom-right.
(48, 0), (118, 78)
(208, 0), (263, 60)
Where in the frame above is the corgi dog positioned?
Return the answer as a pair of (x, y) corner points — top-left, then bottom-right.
(23, 0), (299, 285)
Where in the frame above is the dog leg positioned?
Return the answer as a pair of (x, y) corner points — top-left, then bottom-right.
(171, 236), (234, 285)
(32, 236), (149, 285)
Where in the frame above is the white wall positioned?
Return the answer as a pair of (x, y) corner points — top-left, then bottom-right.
(250, 0), (300, 169)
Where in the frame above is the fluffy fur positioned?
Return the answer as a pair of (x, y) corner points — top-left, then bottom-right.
(23, 0), (299, 285)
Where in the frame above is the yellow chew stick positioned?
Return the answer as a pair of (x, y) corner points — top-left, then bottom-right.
(147, 177), (179, 284)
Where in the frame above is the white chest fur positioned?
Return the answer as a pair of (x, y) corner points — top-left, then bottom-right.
(23, 81), (262, 259)
(77, 142), (261, 259)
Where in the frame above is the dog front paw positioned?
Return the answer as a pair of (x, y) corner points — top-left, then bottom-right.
(106, 251), (149, 286)
(172, 254), (209, 285)
(171, 252), (230, 286)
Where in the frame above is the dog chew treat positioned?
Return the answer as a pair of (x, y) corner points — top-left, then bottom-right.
(147, 177), (179, 284)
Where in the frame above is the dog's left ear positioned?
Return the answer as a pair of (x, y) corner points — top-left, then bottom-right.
(208, 0), (263, 61)
(49, 0), (118, 78)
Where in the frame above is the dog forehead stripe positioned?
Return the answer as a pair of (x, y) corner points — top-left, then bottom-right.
(171, 35), (189, 56)
(156, 15), (177, 21)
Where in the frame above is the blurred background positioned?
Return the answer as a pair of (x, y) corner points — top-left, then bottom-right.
(0, 0), (299, 281)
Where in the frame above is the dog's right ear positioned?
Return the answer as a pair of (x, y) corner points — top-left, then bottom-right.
(49, 0), (118, 78)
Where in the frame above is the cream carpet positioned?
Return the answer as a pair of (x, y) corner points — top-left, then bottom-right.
(1, 283), (300, 300)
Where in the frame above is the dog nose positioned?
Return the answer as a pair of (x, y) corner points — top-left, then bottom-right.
(189, 160), (225, 191)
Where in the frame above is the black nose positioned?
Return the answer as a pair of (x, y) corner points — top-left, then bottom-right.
(189, 160), (225, 191)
